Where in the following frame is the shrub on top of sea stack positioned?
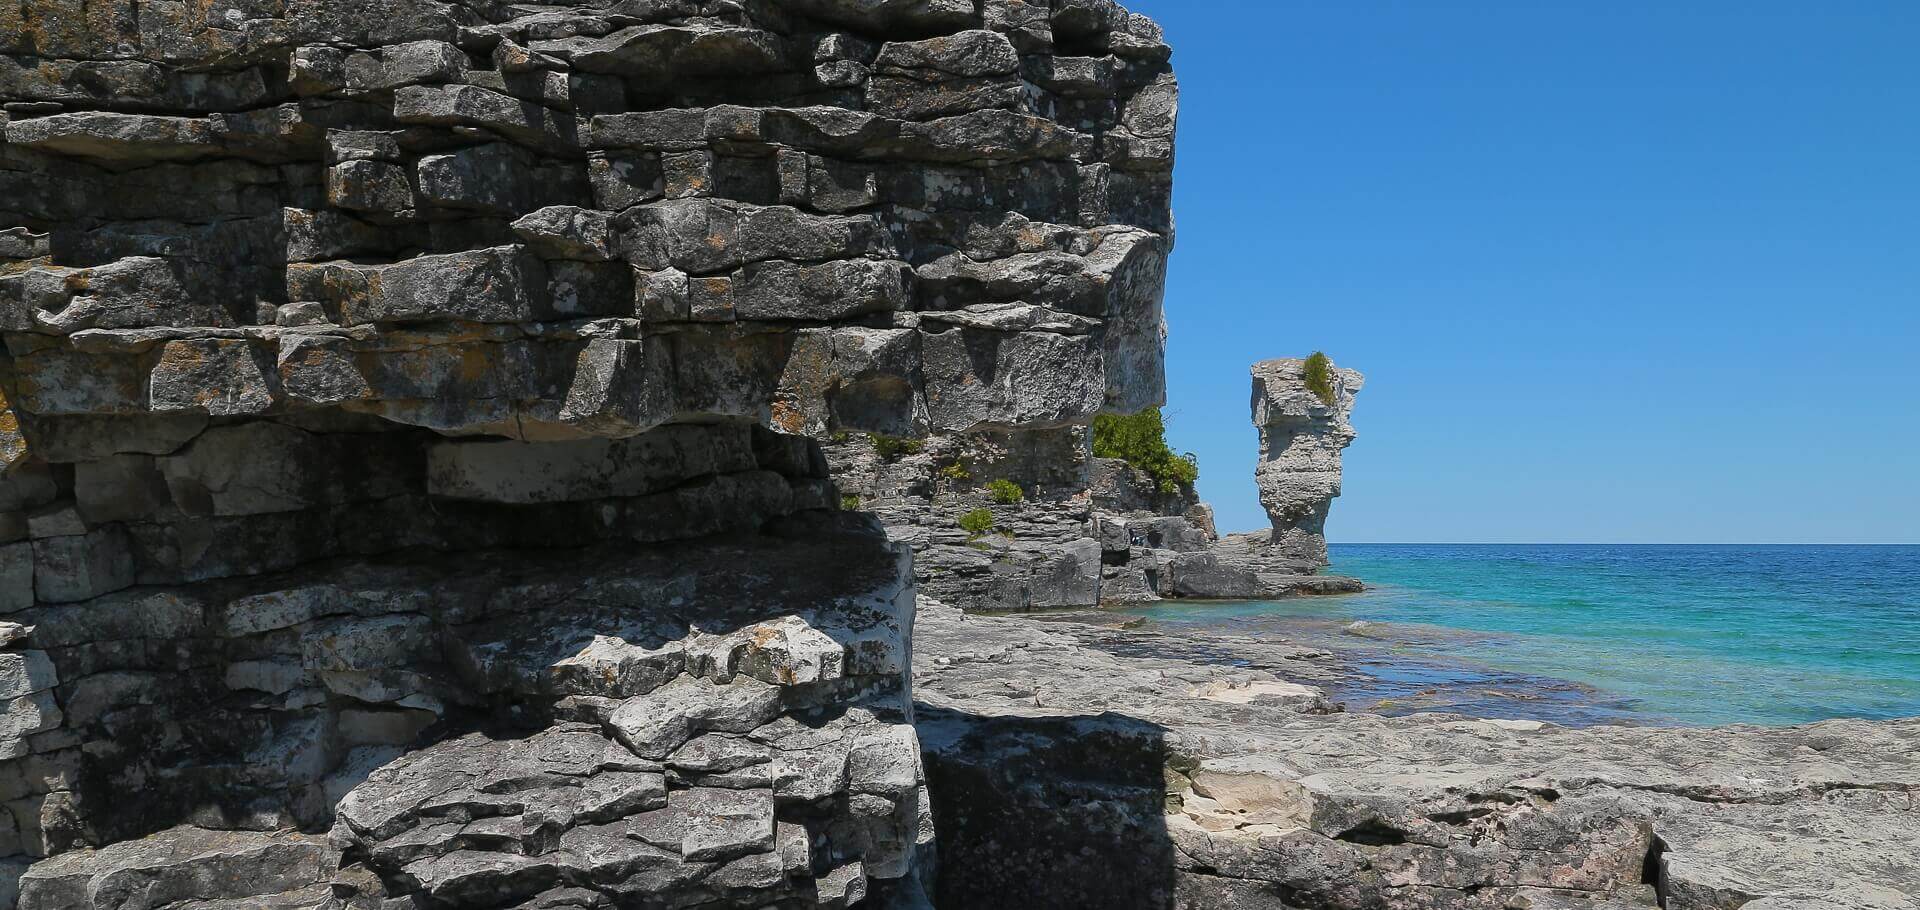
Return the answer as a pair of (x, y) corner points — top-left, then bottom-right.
(1303, 352), (1337, 406)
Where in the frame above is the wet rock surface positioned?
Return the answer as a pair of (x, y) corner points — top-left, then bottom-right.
(913, 599), (1920, 910)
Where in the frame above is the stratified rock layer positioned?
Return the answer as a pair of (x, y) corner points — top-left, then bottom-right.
(824, 426), (1357, 612)
(1249, 357), (1363, 568)
(0, 0), (1179, 904)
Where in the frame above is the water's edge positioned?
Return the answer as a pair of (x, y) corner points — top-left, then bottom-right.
(1106, 543), (1920, 726)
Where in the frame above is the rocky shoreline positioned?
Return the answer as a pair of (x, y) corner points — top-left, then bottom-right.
(0, 0), (1913, 905)
(1027, 605), (1660, 728)
(913, 597), (1920, 909)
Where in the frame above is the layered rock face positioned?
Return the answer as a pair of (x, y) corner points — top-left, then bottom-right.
(0, 0), (1179, 905)
(1248, 357), (1364, 568)
(825, 426), (1358, 611)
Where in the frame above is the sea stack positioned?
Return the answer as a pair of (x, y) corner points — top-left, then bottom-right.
(1251, 356), (1364, 567)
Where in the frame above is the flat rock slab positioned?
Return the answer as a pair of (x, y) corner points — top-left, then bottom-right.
(912, 599), (1920, 910)
(17, 827), (334, 910)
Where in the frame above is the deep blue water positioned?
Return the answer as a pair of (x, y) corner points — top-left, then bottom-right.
(1129, 544), (1920, 726)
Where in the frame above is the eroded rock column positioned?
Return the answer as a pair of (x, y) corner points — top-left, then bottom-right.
(1250, 357), (1364, 568)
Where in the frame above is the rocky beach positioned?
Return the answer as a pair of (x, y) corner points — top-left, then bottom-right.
(913, 596), (1920, 910)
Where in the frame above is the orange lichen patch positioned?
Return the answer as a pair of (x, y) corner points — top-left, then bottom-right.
(453, 343), (501, 384)
(155, 339), (210, 371)
(0, 389), (29, 471)
(769, 399), (805, 435)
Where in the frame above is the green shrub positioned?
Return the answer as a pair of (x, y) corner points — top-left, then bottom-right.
(1303, 351), (1337, 406)
(936, 460), (973, 483)
(1092, 408), (1200, 495)
(868, 433), (924, 460)
(957, 508), (996, 538)
(840, 494), (862, 511)
(986, 478), (1025, 504)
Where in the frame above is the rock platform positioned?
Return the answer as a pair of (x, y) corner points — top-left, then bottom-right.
(912, 598), (1920, 910)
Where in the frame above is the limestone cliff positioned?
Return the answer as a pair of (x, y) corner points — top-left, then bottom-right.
(1249, 356), (1364, 567)
(825, 423), (1363, 610)
(0, 0), (1178, 905)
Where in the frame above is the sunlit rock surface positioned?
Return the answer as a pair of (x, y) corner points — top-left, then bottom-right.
(824, 423), (1358, 612)
(912, 598), (1920, 910)
(0, 0), (1177, 904)
(1246, 356), (1364, 569)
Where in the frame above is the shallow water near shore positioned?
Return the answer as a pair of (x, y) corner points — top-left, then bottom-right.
(1121, 543), (1920, 726)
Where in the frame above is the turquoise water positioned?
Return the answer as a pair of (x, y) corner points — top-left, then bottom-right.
(1130, 544), (1920, 726)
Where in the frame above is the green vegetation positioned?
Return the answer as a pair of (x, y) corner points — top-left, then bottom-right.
(957, 508), (996, 539)
(1302, 351), (1337, 406)
(828, 431), (851, 444)
(1092, 408), (1199, 495)
(986, 478), (1025, 505)
(936, 460), (973, 483)
(868, 433), (924, 460)
(840, 494), (862, 511)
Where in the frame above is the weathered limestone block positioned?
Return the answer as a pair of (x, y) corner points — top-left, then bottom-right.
(16, 827), (334, 910)
(1251, 356), (1364, 568)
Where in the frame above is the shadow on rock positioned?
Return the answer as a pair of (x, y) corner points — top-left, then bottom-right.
(913, 704), (1185, 910)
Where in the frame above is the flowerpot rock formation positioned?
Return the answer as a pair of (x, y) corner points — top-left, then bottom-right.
(1249, 356), (1364, 568)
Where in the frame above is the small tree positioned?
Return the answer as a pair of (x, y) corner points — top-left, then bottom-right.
(986, 478), (1025, 504)
(1092, 408), (1200, 495)
(868, 433), (924, 460)
(1303, 351), (1337, 406)
(957, 508), (996, 539)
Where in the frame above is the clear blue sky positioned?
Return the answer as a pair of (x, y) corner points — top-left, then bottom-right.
(1131, 0), (1920, 544)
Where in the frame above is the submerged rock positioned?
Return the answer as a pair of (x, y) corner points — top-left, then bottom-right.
(912, 597), (1920, 910)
